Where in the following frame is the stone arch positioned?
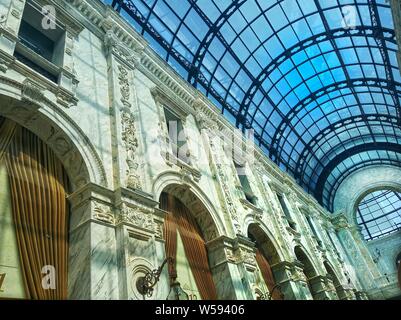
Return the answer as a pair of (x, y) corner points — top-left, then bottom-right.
(395, 251), (401, 268)
(294, 245), (320, 299)
(294, 245), (319, 278)
(351, 184), (401, 226)
(323, 260), (344, 299)
(333, 165), (401, 224)
(0, 89), (107, 190)
(247, 222), (285, 299)
(152, 171), (226, 241)
(247, 222), (284, 265)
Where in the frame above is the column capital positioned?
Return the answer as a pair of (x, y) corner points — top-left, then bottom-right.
(331, 212), (351, 230)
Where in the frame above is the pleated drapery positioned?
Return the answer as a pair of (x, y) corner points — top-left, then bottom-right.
(161, 193), (178, 278)
(0, 118), (16, 162)
(160, 192), (217, 300)
(0, 119), (69, 300)
(255, 248), (283, 300)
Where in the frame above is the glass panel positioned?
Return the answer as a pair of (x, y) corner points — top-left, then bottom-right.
(356, 190), (401, 241)
(109, 0), (401, 211)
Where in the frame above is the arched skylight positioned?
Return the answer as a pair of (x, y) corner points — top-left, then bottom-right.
(356, 189), (401, 241)
(106, 0), (401, 211)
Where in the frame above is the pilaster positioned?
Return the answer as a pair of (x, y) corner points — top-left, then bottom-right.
(206, 235), (250, 300)
(67, 183), (118, 300)
(103, 27), (144, 192)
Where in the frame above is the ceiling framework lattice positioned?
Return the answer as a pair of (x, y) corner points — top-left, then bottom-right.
(108, 0), (401, 211)
(357, 189), (401, 240)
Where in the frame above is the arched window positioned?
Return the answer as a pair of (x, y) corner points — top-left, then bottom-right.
(356, 189), (401, 241)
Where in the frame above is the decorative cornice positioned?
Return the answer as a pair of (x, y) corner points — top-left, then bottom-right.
(103, 29), (144, 67)
(151, 85), (194, 119)
(93, 201), (115, 225)
(331, 213), (350, 230)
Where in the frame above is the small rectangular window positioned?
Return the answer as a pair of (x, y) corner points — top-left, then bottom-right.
(163, 107), (190, 164)
(306, 215), (322, 246)
(235, 162), (256, 205)
(277, 193), (296, 230)
(14, 0), (65, 82)
(326, 231), (337, 250)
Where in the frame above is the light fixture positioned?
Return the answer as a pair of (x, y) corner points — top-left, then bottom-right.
(136, 257), (189, 300)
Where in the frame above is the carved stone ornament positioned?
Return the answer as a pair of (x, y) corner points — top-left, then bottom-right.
(117, 203), (154, 231)
(21, 78), (45, 104)
(103, 29), (144, 65)
(237, 248), (256, 267)
(0, 51), (13, 73)
(118, 64), (142, 190)
(93, 202), (115, 224)
(56, 87), (78, 108)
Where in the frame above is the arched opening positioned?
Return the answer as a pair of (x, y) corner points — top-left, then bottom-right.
(159, 187), (218, 300)
(355, 189), (401, 241)
(0, 117), (70, 299)
(294, 246), (318, 300)
(323, 261), (344, 300)
(248, 223), (283, 300)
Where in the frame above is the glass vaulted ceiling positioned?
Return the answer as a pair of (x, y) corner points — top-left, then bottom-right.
(108, 0), (401, 211)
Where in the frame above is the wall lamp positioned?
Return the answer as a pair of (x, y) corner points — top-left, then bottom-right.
(136, 257), (189, 300)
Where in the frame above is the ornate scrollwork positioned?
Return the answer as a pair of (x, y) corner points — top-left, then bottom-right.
(117, 64), (142, 190)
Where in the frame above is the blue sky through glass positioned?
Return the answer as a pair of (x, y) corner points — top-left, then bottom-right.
(107, 0), (401, 211)
(357, 189), (401, 241)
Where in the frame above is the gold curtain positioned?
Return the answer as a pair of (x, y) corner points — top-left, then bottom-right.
(255, 248), (282, 300)
(161, 192), (217, 300)
(0, 118), (16, 162)
(4, 124), (69, 300)
(161, 192), (178, 277)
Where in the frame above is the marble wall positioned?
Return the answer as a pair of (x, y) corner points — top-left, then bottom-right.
(0, 0), (393, 300)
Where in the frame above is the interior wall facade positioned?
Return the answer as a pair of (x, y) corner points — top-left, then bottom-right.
(334, 165), (401, 299)
(0, 0), (381, 300)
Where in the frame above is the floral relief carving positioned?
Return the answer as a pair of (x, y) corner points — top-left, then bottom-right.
(93, 202), (114, 224)
(242, 250), (256, 267)
(118, 203), (154, 231)
(118, 64), (142, 190)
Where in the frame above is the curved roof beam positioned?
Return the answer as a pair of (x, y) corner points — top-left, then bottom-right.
(305, 132), (400, 187)
(237, 26), (396, 123)
(325, 158), (401, 210)
(314, 142), (401, 203)
(293, 114), (400, 179)
(186, 0), (246, 85)
(269, 78), (401, 159)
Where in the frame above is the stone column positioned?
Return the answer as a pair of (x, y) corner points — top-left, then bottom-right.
(308, 275), (331, 300)
(332, 214), (382, 298)
(289, 261), (314, 300)
(0, 0), (25, 71)
(270, 261), (303, 300)
(67, 183), (119, 300)
(114, 194), (167, 300)
(206, 236), (250, 300)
